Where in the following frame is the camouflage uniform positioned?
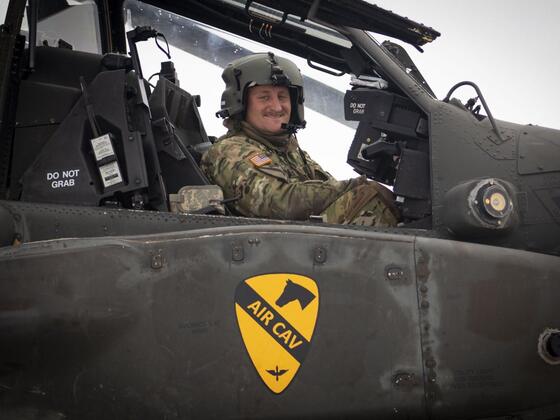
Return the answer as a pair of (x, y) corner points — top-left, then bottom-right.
(201, 121), (398, 226)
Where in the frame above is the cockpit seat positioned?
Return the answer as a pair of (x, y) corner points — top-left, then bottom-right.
(10, 46), (131, 200)
(149, 77), (213, 195)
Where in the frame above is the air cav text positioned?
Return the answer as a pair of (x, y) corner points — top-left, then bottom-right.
(247, 300), (303, 350)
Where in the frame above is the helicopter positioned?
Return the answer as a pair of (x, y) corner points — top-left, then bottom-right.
(0, 0), (559, 418)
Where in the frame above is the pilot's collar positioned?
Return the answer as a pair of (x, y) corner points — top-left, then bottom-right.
(240, 121), (297, 153)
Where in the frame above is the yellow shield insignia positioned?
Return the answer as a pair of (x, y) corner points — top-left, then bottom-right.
(234, 273), (319, 394)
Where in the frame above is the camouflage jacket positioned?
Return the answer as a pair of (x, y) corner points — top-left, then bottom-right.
(201, 122), (353, 220)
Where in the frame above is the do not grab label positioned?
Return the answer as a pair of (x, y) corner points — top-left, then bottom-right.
(46, 169), (80, 189)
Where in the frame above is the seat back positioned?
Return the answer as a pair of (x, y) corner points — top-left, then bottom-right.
(149, 77), (213, 195)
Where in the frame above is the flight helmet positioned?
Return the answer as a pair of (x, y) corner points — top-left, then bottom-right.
(217, 52), (306, 131)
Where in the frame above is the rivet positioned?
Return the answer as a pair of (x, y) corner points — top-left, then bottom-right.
(421, 300), (430, 309)
(419, 285), (428, 293)
(425, 358), (436, 368)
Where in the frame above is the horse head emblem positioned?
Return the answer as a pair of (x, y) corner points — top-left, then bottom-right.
(275, 279), (316, 310)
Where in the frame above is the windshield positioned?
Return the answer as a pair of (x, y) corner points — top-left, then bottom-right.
(0, 2), (7, 24)
(125, 0), (359, 179)
(19, 0), (102, 54)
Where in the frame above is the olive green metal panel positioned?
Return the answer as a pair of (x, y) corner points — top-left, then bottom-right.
(0, 226), (424, 419)
(415, 236), (560, 419)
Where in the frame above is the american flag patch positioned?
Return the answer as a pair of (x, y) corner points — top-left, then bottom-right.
(249, 153), (272, 167)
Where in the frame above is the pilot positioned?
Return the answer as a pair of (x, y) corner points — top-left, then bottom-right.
(201, 52), (399, 226)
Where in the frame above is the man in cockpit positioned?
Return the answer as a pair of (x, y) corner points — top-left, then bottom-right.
(201, 52), (398, 226)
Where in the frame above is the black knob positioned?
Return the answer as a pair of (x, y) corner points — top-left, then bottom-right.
(546, 332), (560, 358)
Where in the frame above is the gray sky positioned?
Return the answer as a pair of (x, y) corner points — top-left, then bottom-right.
(370, 0), (560, 130)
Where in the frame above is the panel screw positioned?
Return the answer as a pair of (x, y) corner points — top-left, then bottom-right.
(393, 372), (416, 388)
(232, 243), (244, 262)
(313, 246), (327, 264)
(386, 266), (405, 281)
(151, 253), (163, 269)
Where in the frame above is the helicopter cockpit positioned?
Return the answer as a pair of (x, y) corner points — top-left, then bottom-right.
(1, 0), (558, 257)
(3, 0), (437, 223)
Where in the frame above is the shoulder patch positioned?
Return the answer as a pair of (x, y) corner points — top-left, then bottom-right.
(249, 153), (272, 167)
